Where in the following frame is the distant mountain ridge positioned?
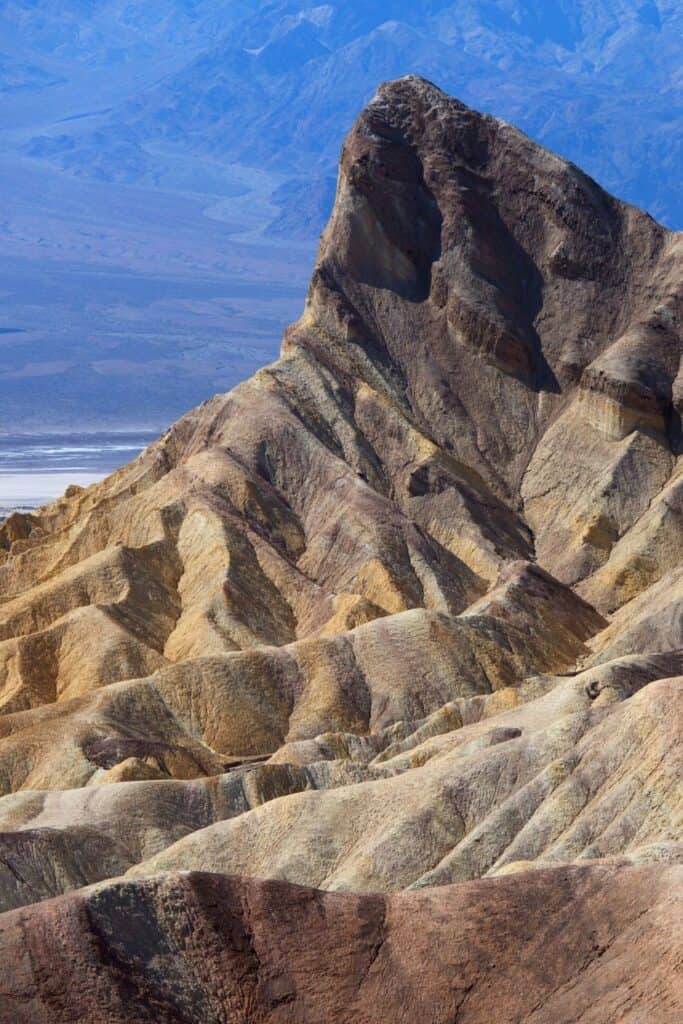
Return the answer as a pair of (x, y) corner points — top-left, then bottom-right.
(12, 0), (683, 230)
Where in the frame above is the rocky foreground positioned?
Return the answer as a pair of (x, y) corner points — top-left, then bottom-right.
(0, 77), (681, 1022)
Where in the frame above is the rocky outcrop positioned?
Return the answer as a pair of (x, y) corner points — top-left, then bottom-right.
(0, 77), (681, 1021)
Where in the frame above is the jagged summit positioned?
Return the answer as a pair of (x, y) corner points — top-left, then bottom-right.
(299, 75), (679, 497)
(0, 81), (681, 1022)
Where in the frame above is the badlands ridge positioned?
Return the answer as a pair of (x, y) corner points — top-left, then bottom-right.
(0, 77), (681, 1022)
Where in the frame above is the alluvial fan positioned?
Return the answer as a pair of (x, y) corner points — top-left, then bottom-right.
(0, 77), (681, 1023)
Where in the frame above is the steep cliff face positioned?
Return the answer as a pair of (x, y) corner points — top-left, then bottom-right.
(300, 77), (681, 544)
(0, 78), (681, 1021)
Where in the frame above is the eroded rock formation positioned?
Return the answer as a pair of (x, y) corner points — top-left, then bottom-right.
(0, 77), (681, 1022)
(2, 866), (681, 1024)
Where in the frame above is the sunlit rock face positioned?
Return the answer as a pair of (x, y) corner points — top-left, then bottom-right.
(0, 78), (681, 1023)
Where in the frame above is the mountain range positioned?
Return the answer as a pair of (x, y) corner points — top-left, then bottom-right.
(0, 77), (680, 1022)
(12, 1), (683, 227)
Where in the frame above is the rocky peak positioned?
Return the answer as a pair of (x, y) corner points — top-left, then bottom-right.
(295, 75), (679, 498)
